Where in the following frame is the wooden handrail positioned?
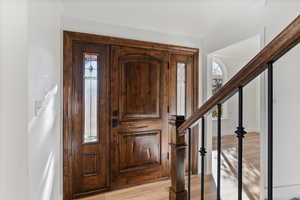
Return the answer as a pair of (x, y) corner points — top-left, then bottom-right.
(178, 15), (300, 133)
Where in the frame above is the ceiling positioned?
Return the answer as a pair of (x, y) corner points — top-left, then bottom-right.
(60, 0), (298, 53)
(62, 0), (265, 36)
(212, 35), (261, 59)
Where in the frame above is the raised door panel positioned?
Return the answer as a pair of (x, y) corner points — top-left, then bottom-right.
(118, 130), (161, 172)
(82, 153), (99, 177)
(120, 55), (161, 120)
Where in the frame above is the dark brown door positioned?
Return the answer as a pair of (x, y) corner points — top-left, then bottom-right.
(110, 46), (170, 187)
(71, 42), (110, 198)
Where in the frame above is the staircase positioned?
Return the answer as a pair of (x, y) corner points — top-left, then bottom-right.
(169, 15), (300, 200)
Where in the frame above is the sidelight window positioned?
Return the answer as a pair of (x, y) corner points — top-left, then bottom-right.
(84, 53), (99, 143)
(176, 62), (186, 116)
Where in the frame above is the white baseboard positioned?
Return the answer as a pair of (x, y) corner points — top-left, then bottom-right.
(263, 184), (300, 200)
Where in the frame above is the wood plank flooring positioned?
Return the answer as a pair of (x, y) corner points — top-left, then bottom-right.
(212, 132), (261, 200)
(79, 132), (260, 200)
(79, 175), (216, 200)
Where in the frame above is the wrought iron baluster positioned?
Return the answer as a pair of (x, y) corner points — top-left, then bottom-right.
(188, 128), (192, 200)
(268, 62), (274, 200)
(217, 104), (222, 200)
(199, 117), (207, 200)
(235, 87), (247, 200)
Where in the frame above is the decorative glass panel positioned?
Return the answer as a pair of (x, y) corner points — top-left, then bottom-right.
(84, 53), (98, 143)
(176, 62), (186, 116)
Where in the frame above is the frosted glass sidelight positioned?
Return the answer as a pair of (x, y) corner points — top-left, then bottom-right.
(176, 62), (186, 116)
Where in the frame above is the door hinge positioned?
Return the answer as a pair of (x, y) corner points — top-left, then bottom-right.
(167, 152), (170, 160)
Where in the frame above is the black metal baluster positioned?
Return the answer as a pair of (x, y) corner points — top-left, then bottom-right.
(217, 104), (222, 200)
(199, 117), (207, 200)
(268, 62), (274, 200)
(188, 128), (192, 200)
(235, 87), (246, 200)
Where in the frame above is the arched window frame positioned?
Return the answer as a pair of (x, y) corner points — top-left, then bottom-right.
(208, 57), (228, 119)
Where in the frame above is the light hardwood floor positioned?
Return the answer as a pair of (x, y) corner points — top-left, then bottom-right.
(79, 132), (260, 200)
(212, 132), (261, 200)
(79, 175), (216, 200)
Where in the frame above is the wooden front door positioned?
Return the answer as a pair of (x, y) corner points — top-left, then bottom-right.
(71, 42), (110, 198)
(110, 46), (170, 187)
(64, 31), (199, 200)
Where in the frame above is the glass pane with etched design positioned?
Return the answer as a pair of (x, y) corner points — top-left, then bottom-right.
(84, 53), (98, 143)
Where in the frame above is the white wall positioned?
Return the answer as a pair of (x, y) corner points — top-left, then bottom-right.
(0, 1), (63, 200)
(28, 1), (63, 200)
(211, 57), (260, 135)
(62, 0), (265, 54)
(205, 36), (261, 176)
(261, 1), (300, 199)
(0, 1), (29, 200)
(62, 16), (202, 50)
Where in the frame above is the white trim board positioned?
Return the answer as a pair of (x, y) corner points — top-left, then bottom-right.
(263, 184), (300, 200)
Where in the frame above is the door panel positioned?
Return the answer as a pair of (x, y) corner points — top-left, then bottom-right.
(118, 130), (161, 172)
(71, 42), (110, 198)
(111, 46), (169, 187)
(119, 55), (161, 120)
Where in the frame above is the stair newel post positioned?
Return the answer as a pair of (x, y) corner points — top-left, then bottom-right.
(169, 115), (187, 200)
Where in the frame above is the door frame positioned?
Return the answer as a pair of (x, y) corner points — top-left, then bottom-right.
(63, 31), (200, 200)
